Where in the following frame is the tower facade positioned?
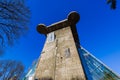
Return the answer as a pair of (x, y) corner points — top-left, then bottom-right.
(35, 12), (86, 80)
(33, 12), (120, 80)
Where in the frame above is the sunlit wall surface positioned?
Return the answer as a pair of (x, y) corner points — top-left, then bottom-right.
(79, 47), (120, 80)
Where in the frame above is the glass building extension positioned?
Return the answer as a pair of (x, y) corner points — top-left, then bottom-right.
(79, 47), (120, 80)
(24, 61), (37, 80)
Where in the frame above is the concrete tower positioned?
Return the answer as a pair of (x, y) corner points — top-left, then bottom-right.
(35, 12), (86, 80)
(25, 11), (120, 80)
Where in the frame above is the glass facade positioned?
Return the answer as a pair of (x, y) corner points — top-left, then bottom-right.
(78, 47), (120, 80)
(24, 61), (37, 80)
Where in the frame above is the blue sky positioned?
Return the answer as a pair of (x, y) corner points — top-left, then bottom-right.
(0, 0), (120, 75)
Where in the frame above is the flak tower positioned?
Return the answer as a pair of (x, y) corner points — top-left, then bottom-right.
(34, 12), (120, 80)
(35, 12), (86, 80)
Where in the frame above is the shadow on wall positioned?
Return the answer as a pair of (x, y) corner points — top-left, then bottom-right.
(35, 77), (53, 80)
(71, 77), (84, 80)
(35, 77), (84, 80)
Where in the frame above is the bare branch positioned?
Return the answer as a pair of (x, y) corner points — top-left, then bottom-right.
(0, 0), (30, 51)
(107, 0), (116, 9)
(0, 60), (24, 80)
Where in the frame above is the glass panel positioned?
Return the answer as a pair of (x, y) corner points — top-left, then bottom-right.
(25, 60), (37, 80)
(78, 47), (120, 80)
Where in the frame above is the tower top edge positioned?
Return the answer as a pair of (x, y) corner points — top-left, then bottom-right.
(37, 11), (80, 34)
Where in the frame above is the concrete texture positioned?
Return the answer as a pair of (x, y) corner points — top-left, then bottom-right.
(35, 12), (86, 80)
(35, 26), (86, 80)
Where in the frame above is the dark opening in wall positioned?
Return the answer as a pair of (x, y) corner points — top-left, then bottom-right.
(64, 48), (71, 58)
